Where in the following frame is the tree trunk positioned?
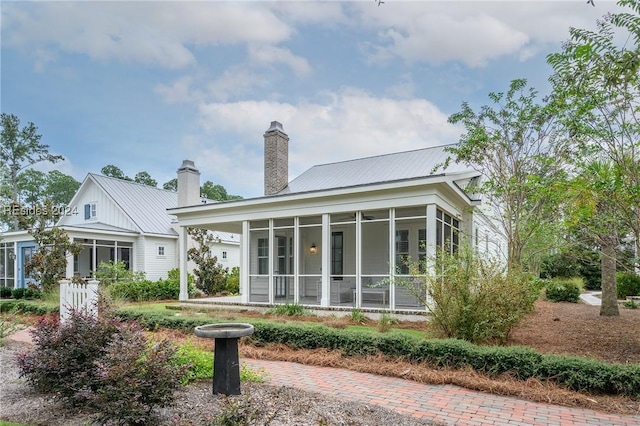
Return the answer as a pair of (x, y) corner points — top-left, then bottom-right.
(599, 233), (619, 316)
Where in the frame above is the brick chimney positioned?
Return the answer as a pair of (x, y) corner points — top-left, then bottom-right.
(177, 160), (201, 207)
(264, 121), (289, 195)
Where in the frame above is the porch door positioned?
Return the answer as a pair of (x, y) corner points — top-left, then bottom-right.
(274, 236), (289, 298)
(21, 246), (37, 288)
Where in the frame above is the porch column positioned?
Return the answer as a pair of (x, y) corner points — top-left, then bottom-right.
(426, 205), (438, 269)
(92, 239), (97, 272)
(179, 226), (189, 301)
(355, 211), (362, 308)
(114, 241), (119, 262)
(241, 221), (250, 303)
(65, 253), (74, 279)
(268, 219), (274, 304)
(320, 213), (330, 307)
(389, 208), (396, 310)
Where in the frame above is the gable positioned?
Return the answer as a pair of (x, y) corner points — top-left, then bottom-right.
(58, 174), (179, 236)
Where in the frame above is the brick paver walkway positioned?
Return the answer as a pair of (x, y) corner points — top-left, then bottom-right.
(244, 359), (640, 426)
(8, 328), (639, 425)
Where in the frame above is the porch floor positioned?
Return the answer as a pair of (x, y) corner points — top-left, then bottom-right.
(179, 295), (428, 322)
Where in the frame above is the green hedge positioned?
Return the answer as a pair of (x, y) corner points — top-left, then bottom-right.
(545, 279), (581, 303)
(0, 300), (59, 315)
(107, 278), (192, 302)
(617, 272), (640, 299)
(113, 310), (640, 398)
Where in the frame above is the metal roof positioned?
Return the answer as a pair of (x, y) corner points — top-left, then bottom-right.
(89, 174), (179, 236)
(279, 144), (472, 195)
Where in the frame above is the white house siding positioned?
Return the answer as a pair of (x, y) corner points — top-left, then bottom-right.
(60, 182), (137, 232)
(141, 236), (178, 281)
(210, 243), (240, 271)
(473, 212), (507, 263)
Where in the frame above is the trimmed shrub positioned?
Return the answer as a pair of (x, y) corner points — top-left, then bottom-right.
(267, 303), (307, 316)
(616, 272), (640, 299)
(115, 309), (640, 398)
(107, 277), (192, 302)
(11, 288), (25, 300)
(0, 286), (12, 298)
(0, 300), (58, 315)
(545, 278), (581, 303)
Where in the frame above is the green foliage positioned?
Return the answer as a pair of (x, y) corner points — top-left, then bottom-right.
(133, 170), (157, 187)
(107, 277), (192, 302)
(227, 266), (240, 294)
(350, 308), (367, 324)
(0, 300), (58, 315)
(11, 288), (25, 299)
(616, 272), (640, 299)
(114, 309), (640, 397)
(168, 268), (195, 287)
(17, 309), (186, 423)
(622, 299), (639, 309)
(100, 164), (131, 181)
(545, 278), (582, 303)
(443, 79), (565, 269)
(211, 394), (263, 426)
(173, 342), (265, 385)
(0, 286), (13, 298)
(200, 180), (242, 201)
(400, 246), (540, 343)
(187, 228), (230, 295)
(268, 303), (307, 316)
(0, 113), (64, 205)
(95, 260), (135, 285)
(377, 313), (398, 333)
(17, 310), (122, 405)
(0, 307), (20, 345)
(88, 324), (187, 426)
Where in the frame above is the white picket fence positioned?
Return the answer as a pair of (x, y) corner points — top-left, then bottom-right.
(59, 279), (99, 321)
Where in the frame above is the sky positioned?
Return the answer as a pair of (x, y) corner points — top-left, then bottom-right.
(1, 0), (621, 199)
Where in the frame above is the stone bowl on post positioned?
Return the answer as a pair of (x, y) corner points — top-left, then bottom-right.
(194, 323), (255, 396)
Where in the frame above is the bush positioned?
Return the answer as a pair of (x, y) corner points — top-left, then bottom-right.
(95, 260), (134, 285)
(17, 309), (187, 423)
(401, 246), (540, 343)
(115, 309), (640, 398)
(226, 266), (240, 294)
(17, 310), (121, 405)
(89, 324), (188, 425)
(24, 284), (41, 300)
(107, 277), (193, 302)
(616, 272), (640, 299)
(545, 278), (582, 303)
(377, 313), (398, 333)
(0, 286), (12, 298)
(11, 288), (25, 300)
(268, 303), (307, 316)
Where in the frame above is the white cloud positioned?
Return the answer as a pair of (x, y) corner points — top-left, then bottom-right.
(2, 2), (293, 69)
(248, 44), (312, 77)
(195, 89), (462, 196)
(352, 1), (614, 67)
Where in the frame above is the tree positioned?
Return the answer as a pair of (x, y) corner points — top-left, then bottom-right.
(162, 178), (177, 191)
(187, 228), (229, 295)
(0, 113), (63, 203)
(133, 171), (157, 187)
(17, 169), (47, 206)
(45, 170), (80, 206)
(100, 165), (131, 181)
(14, 199), (82, 291)
(442, 79), (566, 270)
(200, 180), (242, 201)
(548, 0), (640, 314)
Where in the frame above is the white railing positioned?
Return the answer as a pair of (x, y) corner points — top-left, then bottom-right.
(59, 279), (99, 321)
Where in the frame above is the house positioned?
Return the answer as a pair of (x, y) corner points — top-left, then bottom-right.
(169, 121), (505, 311)
(0, 166), (240, 289)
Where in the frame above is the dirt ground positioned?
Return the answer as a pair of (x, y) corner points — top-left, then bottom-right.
(508, 299), (640, 364)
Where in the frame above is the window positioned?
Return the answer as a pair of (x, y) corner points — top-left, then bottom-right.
(331, 231), (343, 279)
(84, 203), (97, 220)
(436, 209), (460, 254)
(395, 229), (409, 274)
(158, 246), (165, 256)
(222, 251), (227, 259)
(257, 238), (269, 275)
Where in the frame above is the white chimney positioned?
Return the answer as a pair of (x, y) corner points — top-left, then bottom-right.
(177, 160), (201, 207)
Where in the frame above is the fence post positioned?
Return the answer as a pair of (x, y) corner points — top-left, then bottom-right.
(59, 279), (70, 321)
(59, 279), (100, 321)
